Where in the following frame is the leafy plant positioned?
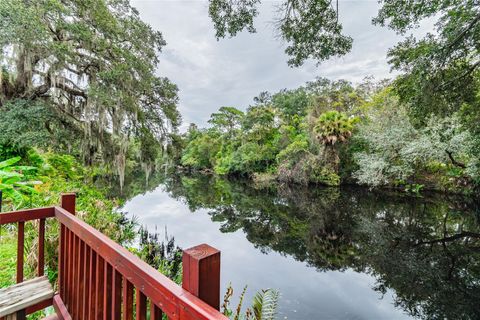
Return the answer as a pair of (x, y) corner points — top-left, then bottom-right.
(314, 111), (357, 172)
(314, 111), (356, 146)
(0, 156), (41, 210)
(222, 283), (280, 320)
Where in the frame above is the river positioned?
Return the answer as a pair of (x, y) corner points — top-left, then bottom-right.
(121, 174), (480, 320)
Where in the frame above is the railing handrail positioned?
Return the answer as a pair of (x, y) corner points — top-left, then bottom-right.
(0, 207), (55, 225)
(0, 204), (227, 319)
(55, 206), (228, 320)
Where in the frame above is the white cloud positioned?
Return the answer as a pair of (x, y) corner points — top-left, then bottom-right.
(132, 0), (433, 130)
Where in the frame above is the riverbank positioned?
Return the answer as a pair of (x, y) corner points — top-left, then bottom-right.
(176, 165), (478, 197)
(177, 82), (480, 197)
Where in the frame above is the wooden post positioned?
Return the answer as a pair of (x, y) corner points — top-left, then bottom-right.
(182, 244), (221, 310)
(61, 193), (76, 215)
(59, 193), (75, 303)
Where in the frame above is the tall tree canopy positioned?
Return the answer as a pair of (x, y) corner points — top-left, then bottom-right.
(0, 0), (180, 167)
(375, 0), (480, 125)
(208, 0), (480, 81)
(209, 0), (352, 66)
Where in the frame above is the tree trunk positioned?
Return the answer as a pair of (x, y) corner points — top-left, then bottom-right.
(323, 145), (340, 173)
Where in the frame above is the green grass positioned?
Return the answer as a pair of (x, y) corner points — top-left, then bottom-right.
(0, 232), (16, 287)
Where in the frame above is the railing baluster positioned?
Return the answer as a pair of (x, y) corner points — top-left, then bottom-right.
(104, 263), (113, 320)
(113, 270), (122, 319)
(69, 234), (80, 319)
(96, 256), (105, 319)
(38, 218), (45, 276)
(77, 240), (85, 319)
(135, 288), (147, 320)
(83, 243), (91, 319)
(59, 222), (66, 298)
(61, 193), (76, 317)
(69, 230), (74, 309)
(150, 302), (162, 320)
(16, 221), (24, 283)
(122, 278), (134, 320)
(89, 248), (97, 320)
(64, 228), (71, 308)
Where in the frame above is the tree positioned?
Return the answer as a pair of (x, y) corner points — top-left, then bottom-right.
(306, 78), (366, 118)
(314, 111), (356, 171)
(373, 0), (480, 127)
(0, 0), (180, 168)
(271, 88), (310, 121)
(208, 106), (244, 136)
(208, 0), (352, 66)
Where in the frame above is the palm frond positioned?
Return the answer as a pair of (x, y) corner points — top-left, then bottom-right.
(260, 289), (279, 320)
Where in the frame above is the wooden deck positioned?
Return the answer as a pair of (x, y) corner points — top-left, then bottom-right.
(0, 277), (53, 318)
(0, 194), (228, 320)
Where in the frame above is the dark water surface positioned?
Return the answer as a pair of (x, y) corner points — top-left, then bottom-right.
(122, 174), (480, 320)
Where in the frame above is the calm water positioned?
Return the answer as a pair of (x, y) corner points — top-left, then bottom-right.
(122, 174), (480, 320)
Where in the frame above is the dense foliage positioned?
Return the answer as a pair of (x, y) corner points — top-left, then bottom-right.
(179, 78), (479, 194)
(0, 150), (137, 290)
(0, 0), (180, 188)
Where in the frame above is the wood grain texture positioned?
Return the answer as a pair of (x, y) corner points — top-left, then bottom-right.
(52, 295), (72, 320)
(182, 244), (221, 310)
(0, 277), (54, 317)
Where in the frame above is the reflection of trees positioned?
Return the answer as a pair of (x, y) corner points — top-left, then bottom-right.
(163, 174), (480, 319)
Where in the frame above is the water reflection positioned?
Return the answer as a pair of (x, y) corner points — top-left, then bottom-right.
(125, 173), (480, 319)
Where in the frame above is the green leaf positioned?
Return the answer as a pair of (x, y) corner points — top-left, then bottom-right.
(0, 156), (21, 169)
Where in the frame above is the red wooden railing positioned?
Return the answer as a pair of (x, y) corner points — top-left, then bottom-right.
(0, 194), (228, 320)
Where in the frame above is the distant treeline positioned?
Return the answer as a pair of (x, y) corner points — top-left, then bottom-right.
(174, 77), (480, 194)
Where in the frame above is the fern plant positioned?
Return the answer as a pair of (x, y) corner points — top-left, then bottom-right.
(222, 284), (280, 320)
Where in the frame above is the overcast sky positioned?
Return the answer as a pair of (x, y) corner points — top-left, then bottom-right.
(131, 0), (432, 130)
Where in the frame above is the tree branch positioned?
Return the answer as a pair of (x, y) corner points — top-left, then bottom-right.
(415, 231), (480, 247)
(445, 150), (466, 168)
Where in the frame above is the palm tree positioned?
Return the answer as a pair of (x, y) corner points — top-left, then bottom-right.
(314, 111), (356, 171)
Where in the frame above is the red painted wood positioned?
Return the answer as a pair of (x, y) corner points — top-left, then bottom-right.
(0, 207), (55, 225)
(122, 278), (134, 320)
(77, 240), (85, 318)
(67, 229), (74, 309)
(150, 303), (163, 320)
(96, 256), (105, 319)
(71, 232), (80, 319)
(182, 244), (221, 310)
(112, 270), (122, 319)
(38, 218), (45, 277)
(103, 263), (113, 320)
(63, 229), (70, 307)
(25, 298), (53, 315)
(82, 244), (91, 320)
(53, 294), (72, 320)
(135, 288), (147, 320)
(17, 221), (25, 283)
(60, 193), (76, 215)
(59, 224), (65, 298)
(55, 206), (228, 320)
(89, 249), (97, 320)
(60, 193), (74, 310)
